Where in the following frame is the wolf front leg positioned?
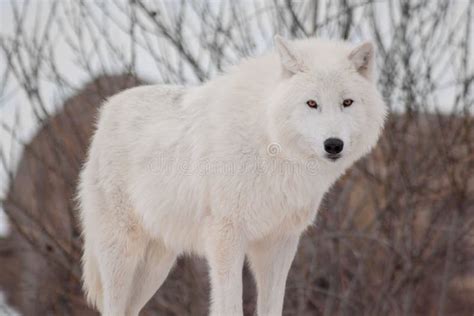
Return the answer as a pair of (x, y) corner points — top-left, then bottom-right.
(247, 234), (300, 316)
(206, 220), (246, 316)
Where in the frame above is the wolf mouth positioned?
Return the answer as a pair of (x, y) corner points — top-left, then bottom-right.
(326, 154), (341, 161)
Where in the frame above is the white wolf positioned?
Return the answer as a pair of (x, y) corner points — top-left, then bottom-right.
(78, 36), (386, 316)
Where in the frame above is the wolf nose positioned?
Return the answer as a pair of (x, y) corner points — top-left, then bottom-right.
(324, 138), (344, 155)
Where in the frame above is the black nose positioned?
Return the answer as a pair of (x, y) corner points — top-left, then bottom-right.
(324, 138), (344, 155)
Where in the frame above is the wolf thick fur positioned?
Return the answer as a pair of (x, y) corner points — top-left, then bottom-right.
(78, 36), (386, 316)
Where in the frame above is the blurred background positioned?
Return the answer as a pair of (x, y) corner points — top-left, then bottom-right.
(0, 0), (473, 315)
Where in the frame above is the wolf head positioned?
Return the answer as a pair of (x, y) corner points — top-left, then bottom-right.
(267, 36), (387, 167)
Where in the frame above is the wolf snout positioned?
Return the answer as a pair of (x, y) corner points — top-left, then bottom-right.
(324, 138), (344, 159)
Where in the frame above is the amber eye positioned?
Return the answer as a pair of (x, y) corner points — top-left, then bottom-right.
(343, 99), (354, 107)
(306, 99), (318, 108)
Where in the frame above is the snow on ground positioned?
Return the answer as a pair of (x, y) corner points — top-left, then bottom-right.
(0, 292), (19, 316)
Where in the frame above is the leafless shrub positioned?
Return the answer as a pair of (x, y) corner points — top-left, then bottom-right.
(0, 1), (472, 315)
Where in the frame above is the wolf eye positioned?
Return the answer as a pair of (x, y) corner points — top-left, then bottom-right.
(343, 99), (354, 107)
(306, 100), (318, 108)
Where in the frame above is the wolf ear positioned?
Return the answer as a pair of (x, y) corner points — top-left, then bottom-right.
(349, 42), (375, 81)
(274, 35), (304, 76)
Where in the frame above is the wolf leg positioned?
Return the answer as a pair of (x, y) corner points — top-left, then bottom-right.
(127, 239), (176, 315)
(97, 234), (144, 316)
(94, 197), (149, 316)
(206, 220), (246, 316)
(247, 234), (299, 316)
